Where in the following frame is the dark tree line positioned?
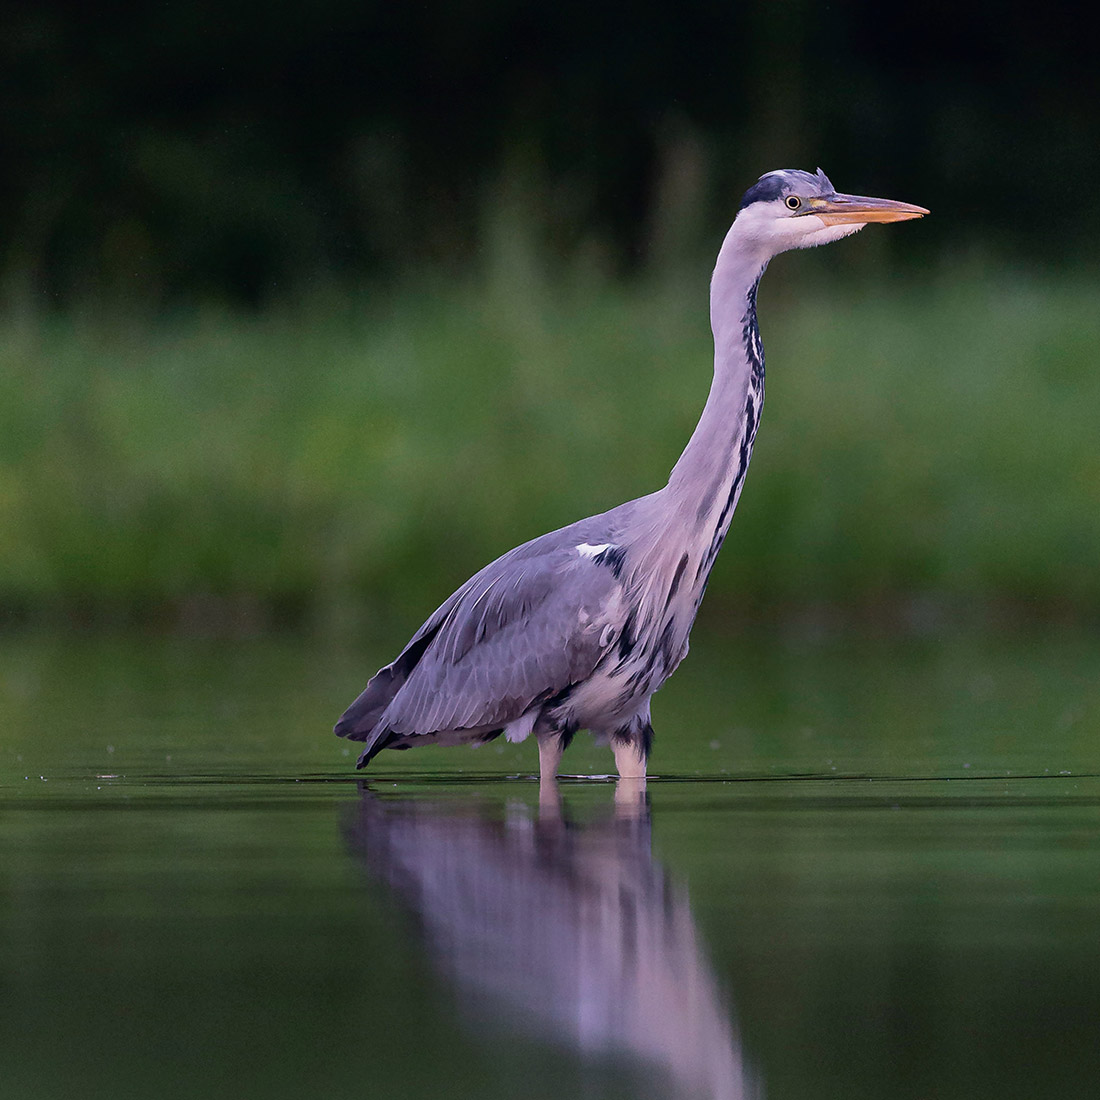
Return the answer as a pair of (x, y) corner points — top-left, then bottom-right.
(3, 0), (1096, 306)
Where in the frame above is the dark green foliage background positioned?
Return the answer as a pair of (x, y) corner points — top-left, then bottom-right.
(4, 0), (1097, 304)
(3, 0), (1097, 628)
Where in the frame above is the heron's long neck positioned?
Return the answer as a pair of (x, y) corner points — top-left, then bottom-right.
(665, 230), (767, 557)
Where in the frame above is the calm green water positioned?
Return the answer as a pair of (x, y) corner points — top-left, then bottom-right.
(2, 630), (1099, 1100)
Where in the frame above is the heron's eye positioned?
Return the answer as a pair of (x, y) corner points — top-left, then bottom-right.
(785, 195), (802, 210)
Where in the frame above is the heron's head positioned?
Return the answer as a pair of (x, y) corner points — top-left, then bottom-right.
(733, 168), (928, 256)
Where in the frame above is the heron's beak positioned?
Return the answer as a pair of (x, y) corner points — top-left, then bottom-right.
(807, 193), (929, 225)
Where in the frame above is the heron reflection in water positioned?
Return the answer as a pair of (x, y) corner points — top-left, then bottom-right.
(346, 780), (761, 1100)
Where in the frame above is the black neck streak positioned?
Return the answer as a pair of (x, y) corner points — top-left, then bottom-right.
(694, 277), (766, 586)
(742, 278), (765, 391)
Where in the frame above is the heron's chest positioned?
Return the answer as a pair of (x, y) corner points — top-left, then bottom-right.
(599, 591), (700, 713)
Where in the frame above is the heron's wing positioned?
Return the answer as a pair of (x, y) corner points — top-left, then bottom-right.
(338, 542), (625, 744)
(333, 576), (475, 742)
(388, 546), (623, 734)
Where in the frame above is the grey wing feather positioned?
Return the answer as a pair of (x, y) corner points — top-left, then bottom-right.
(333, 576), (474, 742)
(335, 534), (624, 750)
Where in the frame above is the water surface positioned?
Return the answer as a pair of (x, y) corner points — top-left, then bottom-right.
(2, 631), (1098, 1099)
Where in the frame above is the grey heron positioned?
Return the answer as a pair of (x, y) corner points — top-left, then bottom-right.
(336, 168), (927, 780)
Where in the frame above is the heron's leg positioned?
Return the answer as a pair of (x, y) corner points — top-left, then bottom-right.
(612, 738), (647, 779)
(538, 734), (564, 783)
(611, 718), (652, 779)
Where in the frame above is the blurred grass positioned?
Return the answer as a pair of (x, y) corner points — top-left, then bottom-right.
(2, 259), (1098, 633)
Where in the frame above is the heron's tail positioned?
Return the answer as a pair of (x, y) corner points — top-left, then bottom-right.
(335, 665), (400, 743)
(335, 612), (446, 758)
(334, 669), (404, 768)
(352, 728), (402, 769)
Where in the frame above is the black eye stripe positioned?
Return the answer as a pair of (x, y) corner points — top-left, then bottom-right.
(737, 174), (786, 210)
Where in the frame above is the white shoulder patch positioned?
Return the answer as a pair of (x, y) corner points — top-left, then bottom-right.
(576, 542), (614, 559)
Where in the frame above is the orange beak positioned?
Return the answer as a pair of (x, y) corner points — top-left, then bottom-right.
(807, 193), (930, 225)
